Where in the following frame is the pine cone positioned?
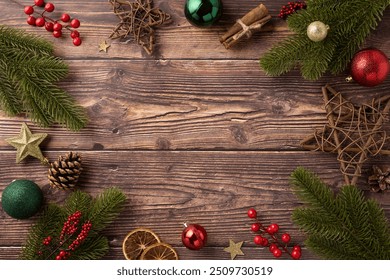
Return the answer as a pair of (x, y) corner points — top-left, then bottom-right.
(368, 165), (390, 192)
(48, 152), (82, 190)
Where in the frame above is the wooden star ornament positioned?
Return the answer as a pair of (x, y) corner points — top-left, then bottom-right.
(99, 40), (111, 53)
(5, 123), (48, 164)
(224, 239), (245, 260)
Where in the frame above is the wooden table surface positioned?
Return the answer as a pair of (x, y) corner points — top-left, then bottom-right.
(1, 0), (389, 260)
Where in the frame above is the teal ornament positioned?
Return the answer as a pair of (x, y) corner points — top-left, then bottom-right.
(184, 0), (223, 27)
(1, 180), (43, 219)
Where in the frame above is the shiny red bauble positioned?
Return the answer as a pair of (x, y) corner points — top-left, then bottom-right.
(350, 48), (389, 87)
(181, 224), (207, 250)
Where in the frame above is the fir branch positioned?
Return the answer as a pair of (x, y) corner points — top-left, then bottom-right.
(0, 26), (87, 131)
(73, 235), (110, 260)
(20, 188), (126, 260)
(291, 167), (390, 259)
(260, 0), (390, 79)
(20, 204), (64, 260)
(88, 187), (127, 232)
(0, 63), (22, 115)
(0, 25), (53, 55)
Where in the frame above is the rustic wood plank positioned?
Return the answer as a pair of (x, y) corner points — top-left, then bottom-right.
(0, 246), (318, 260)
(0, 60), (389, 150)
(0, 151), (389, 259)
(1, 0), (389, 59)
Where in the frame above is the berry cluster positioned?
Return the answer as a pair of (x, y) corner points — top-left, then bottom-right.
(24, 0), (82, 46)
(68, 220), (92, 251)
(278, 1), (307, 19)
(60, 210), (82, 240)
(38, 210), (93, 260)
(42, 236), (52, 246)
(247, 208), (301, 259)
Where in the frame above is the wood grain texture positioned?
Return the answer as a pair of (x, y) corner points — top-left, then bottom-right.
(0, 60), (388, 150)
(0, 0), (389, 260)
(0, 151), (390, 259)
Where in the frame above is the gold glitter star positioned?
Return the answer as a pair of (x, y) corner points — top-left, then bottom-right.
(224, 239), (244, 260)
(5, 123), (48, 164)
(98, 40), (111, 53)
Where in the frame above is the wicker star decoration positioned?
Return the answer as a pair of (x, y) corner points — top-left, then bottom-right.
(5, 123), (48, 164)
(301, 85), (390, 186)
(223, 239), (244, 260)
(109, 0), (171, 55)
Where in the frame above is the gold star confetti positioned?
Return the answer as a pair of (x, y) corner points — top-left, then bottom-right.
(224, 239), (244, 260)
(99, 40), (111, 53)
(5, 123), (48, 164)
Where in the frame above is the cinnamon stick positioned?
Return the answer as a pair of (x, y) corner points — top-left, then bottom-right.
(220, 3), (271, 49)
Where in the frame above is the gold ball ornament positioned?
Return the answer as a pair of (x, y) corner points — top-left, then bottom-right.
(307, 21), (329, 42)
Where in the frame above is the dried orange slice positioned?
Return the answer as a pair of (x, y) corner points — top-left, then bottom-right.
(122, 228), (161, 260)
(140, 243), (178, 260)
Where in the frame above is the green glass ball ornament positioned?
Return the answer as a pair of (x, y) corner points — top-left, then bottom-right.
(1, 180), (43, 219)
(307, 21), (329, 42)
(184, 0), (223, 27)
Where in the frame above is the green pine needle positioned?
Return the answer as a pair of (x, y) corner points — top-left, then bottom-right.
(291, 167), (390, 259)
(260, 0), (390, 80)
(20, 188), (126, 260)
(0, 26), (87, 131)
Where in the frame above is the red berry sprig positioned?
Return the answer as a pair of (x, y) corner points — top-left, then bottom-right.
(24, 1), (82, 46)
(37, 210), (94, 260)
(247, 208), (302, 259)
(60, 210), (82, 241)
(67, 220), (92, 252)
(278, 1), (307, 20)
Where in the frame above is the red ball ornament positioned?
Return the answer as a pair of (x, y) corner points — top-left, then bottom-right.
(182, 223), (207, 250)
(350, 48), (390, 87)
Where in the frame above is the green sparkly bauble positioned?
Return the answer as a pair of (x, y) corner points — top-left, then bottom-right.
(184, 0), (223, 27)
(1, 180), (43, 219)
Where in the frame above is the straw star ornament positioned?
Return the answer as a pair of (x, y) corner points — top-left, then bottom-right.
(301, 85), (390, 185)
(109, 0), (171, 55)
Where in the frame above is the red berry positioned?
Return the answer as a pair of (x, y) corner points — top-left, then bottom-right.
(53, 30), (62, 38)
(253, 235), (263, 245)
(45, 22), (54, 31)
(70, 19), (80, 28)
(35, 17), (45, 27)
(34, 0), (45, 7)
(53, 23), (63, 31)
(293, 245), (301, 252)
(266, 223), (279, 235)
(59, 250), (66, 257)
(61, 13), (70, 22)
(291, 249), (301, 260)
(251, 223), (261, 232)
(44, 3), (55, 12)
(27, 16), (36, 25)
(73, 37), (82, 46)
(24, 6), (34, 15)
(70, 30), (80, 39)
(247, 208), (257, 219)
(281, 233), (291, 243)
(261, 238), (269, 246)
(269, 243), (278, 253)
(55, 255), (62, 260)
(272, 248), (282, 258)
